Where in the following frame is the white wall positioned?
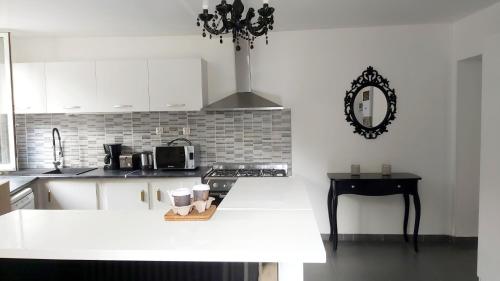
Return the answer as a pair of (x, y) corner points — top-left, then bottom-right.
(453, 3), (500, 280)
(12, 24), (454, 235)
(250, 24), (453, 235)
(453, 2), (500, 61)
(453, 56), (482, 237)
(478, 34), (500, 281)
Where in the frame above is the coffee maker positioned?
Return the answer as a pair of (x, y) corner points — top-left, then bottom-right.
(103, 144), (122, 170)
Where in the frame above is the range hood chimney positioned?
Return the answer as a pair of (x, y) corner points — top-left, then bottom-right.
(203, 43), (283, 111)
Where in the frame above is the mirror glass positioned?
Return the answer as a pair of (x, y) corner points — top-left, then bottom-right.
(353, 86), (388, 128)
(0, 33), (16, 170)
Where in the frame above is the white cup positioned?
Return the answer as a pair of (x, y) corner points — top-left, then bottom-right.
(172, 188), (191, 207)
(193, 184), (210, 201)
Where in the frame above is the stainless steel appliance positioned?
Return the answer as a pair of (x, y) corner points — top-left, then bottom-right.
(154, 139), (199, 170)
(119, 154), (134, 169)
(203, 42), (283, 111)
(103, 144), (122, 170)
(139, 151), (154, 170)
(10, 188), (35, 210)
(52, 128), (63, 170)
(202, 163), (288, 205)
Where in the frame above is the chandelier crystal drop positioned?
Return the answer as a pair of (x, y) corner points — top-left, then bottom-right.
(196, 0), (275, 51)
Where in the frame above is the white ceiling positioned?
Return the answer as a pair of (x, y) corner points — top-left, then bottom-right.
(1, 0), (499, 37)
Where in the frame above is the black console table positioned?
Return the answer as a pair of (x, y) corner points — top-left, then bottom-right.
(327, 173), (422, 251)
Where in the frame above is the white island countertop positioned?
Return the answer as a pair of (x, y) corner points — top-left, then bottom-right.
(218, 177), (313, 211)
(0, 177), (325, 280)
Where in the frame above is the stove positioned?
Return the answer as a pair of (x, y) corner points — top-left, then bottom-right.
(203, 163), (288, 204)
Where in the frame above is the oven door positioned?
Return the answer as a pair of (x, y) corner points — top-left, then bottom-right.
(154, 146), (187, 169)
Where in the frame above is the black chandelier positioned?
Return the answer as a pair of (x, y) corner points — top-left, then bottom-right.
(196, 0), (275, 50)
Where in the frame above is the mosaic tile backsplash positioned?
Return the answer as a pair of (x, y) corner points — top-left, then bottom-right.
(15, 110), (292, 169)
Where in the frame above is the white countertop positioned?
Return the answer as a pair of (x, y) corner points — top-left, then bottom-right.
(218, 177), (312, 211)
(0, 177), (326, 264)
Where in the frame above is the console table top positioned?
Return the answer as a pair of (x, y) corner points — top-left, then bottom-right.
(327, 173), (421, 181)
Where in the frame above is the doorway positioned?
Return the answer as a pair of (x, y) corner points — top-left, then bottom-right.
(453, 55), (482, 237)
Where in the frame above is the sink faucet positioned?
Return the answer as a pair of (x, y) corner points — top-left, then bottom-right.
(52, 128), (63, 170)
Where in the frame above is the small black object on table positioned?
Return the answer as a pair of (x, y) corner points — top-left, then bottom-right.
(327, 173), (422, 252)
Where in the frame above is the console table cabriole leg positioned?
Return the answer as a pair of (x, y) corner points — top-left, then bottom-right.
(328, 181), (333, 241)
(403, 193), (410, 242)
(413, 192), (421, 252)
(332, 192), (339, 251)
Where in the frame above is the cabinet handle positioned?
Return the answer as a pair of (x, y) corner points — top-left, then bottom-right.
(397, 184), (402, 188)
(141, 190), (145, 202)
(63, 106), (81, 110)
(48, 190), (51, 202)
(351, 185), (356, 189)
(25, 106), (32, 110)
(165, 103), (186, 108)
(157, 190), (161, 201)
(112, 105), (132, 109)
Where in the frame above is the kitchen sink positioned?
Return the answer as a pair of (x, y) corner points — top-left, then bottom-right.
(43, 168), (97, 175)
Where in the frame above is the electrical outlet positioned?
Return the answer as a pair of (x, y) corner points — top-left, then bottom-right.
(182, 127), (191, 136)
(155, 127), (164, 135)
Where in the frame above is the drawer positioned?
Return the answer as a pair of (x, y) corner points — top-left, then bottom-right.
(334, 180), (416, 196)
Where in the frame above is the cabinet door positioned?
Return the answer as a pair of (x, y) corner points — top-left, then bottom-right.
(150, 178), (201, 210)
(46, 61), (97, 113)
(99, 181), (150, 210)
(148, 58), (207, 111)
(12, 63), (47, 113)
(96, 60), (149, 112)
(40, 180), (98, 210)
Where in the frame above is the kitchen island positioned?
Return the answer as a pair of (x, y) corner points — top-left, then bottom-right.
(0, 177), (325, 281)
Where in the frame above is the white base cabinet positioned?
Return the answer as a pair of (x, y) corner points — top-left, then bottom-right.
(38, 180), (98, 210)
(33, 178), (202, 211)
(99, 180), (150, 210)
(150, 178), (201, 210)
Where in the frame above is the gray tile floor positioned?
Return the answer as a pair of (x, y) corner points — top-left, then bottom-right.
(304, 241), (478, 281)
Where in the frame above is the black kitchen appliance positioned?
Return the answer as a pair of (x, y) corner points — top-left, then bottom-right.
(103, 144), (122, 170)
(202, 163), (288, 205)
(153, 138), (199, 170)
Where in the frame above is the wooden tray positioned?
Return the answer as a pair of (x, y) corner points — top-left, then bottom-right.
(164, 205), (217, 221)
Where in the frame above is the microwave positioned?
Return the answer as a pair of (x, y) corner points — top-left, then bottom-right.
(153, 146), (200, 170)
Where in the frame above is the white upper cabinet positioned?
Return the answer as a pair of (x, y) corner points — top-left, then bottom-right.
(148, 58), (207, 111)
(96, 60), (149, 112)
(46, 61), (97, 113)
(12, 63), (47, 114)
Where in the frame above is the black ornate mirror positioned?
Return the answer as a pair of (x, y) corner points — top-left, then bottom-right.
(344, 66), (397, 139)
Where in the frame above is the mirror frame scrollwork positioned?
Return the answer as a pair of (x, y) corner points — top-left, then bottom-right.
(344, 66), (397, 139)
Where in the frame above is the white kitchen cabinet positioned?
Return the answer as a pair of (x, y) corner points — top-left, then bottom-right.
(46, 61), (98, 113)
(99, 180), (150, 210)
(148, 58), (207, 111)
(96, 60), (149, 112)
(12, 63), (47, 113)
(39, 180), (98, 210)
(149, 178), (201, 210)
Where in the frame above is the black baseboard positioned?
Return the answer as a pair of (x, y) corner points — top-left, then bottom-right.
(321, 234), (478, 244)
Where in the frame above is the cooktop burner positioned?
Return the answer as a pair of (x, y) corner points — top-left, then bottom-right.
(206, 168), (287, 178)
(261, 169), (287, 177)
(236, 169), (261, 177)
(209, 169), (238, 177)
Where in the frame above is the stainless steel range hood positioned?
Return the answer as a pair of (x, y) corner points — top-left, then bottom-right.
(203, 43), (283, 111)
